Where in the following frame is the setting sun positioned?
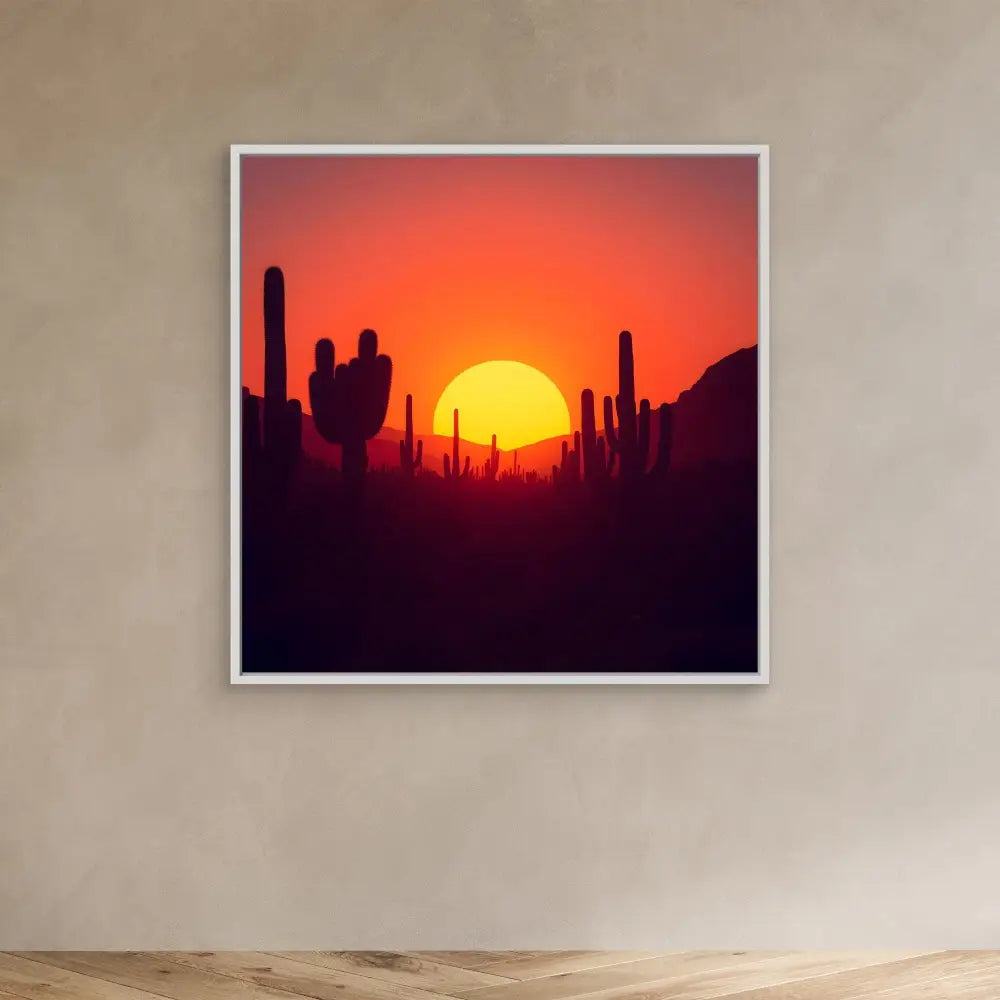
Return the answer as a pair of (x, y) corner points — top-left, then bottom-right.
(433, 361), (571, 450)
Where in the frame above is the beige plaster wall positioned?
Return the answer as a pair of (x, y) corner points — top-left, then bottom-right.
(2, 0), (999, 947)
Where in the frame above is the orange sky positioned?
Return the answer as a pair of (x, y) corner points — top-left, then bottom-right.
(240, 153), (758, 437)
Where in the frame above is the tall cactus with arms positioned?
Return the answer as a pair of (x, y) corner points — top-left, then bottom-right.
(603, 330), (652, 482)
(443, 408), (470, 480)
(309, 316), (393, 487)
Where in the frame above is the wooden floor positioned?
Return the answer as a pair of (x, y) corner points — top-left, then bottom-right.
(1, 951), (997, 1000)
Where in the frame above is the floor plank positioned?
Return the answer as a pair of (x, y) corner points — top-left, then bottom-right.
(473, 953), (667, 981)
(18, 951), (303, 1000)
(408, 955), (547, 973)
(273, 952), (515, 994)
(0, 953), (164, 1000)
(451, 953), (789, 1000)
(163, 951), (458, 1000)
(501, 951), (935, 1000)
(859, 969), (1000, 1000)
(709, 951), (1000, 999)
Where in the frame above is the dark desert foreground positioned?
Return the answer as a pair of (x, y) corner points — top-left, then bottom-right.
(243, 455), (757, 674)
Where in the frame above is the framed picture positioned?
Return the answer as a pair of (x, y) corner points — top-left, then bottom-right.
(231, 144), (768, 684)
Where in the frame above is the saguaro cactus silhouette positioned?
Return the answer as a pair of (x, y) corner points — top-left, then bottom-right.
(603, 330), (652, 482)
(483, 434), (500, 481)
(309, 317), (393, 486)
(399, 393), (423, 477)
(246, 267), (302, 479)
(443, 408), (470, 480)
(581, 388), (614, 482)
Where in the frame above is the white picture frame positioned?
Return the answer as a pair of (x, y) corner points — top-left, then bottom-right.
(230, 144), (769, 685)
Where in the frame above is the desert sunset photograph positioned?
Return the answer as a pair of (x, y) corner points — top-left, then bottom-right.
(237, 148), (764, 679)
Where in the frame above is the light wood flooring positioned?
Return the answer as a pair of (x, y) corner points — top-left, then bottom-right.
(1, 951), (997, 1000)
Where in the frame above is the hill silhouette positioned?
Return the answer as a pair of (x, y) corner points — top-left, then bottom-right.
(668, 345), (757, 467)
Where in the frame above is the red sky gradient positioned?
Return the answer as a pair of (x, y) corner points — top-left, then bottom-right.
(240, 154), (758, 438)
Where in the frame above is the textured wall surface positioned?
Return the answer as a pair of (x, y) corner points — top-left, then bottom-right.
(2, 0), (999, 948)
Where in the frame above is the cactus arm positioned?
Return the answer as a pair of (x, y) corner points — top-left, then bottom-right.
(443, 453), (451, 479)
(414, 439), (422, 469)
(314, 337), (335, 374)
(358, 327), (378, 361)
(461, 455), (470, 479)
(309, 338), (341, 443)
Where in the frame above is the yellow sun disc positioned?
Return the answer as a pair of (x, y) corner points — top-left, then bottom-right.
(433, 361), (571, 451)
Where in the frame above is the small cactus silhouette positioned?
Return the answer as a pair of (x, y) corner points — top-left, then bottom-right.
(309, 314), (393, 486)
(500, 449), (523, 482)
(443, 408), (470, 480)
(399, 393), (423, 477)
